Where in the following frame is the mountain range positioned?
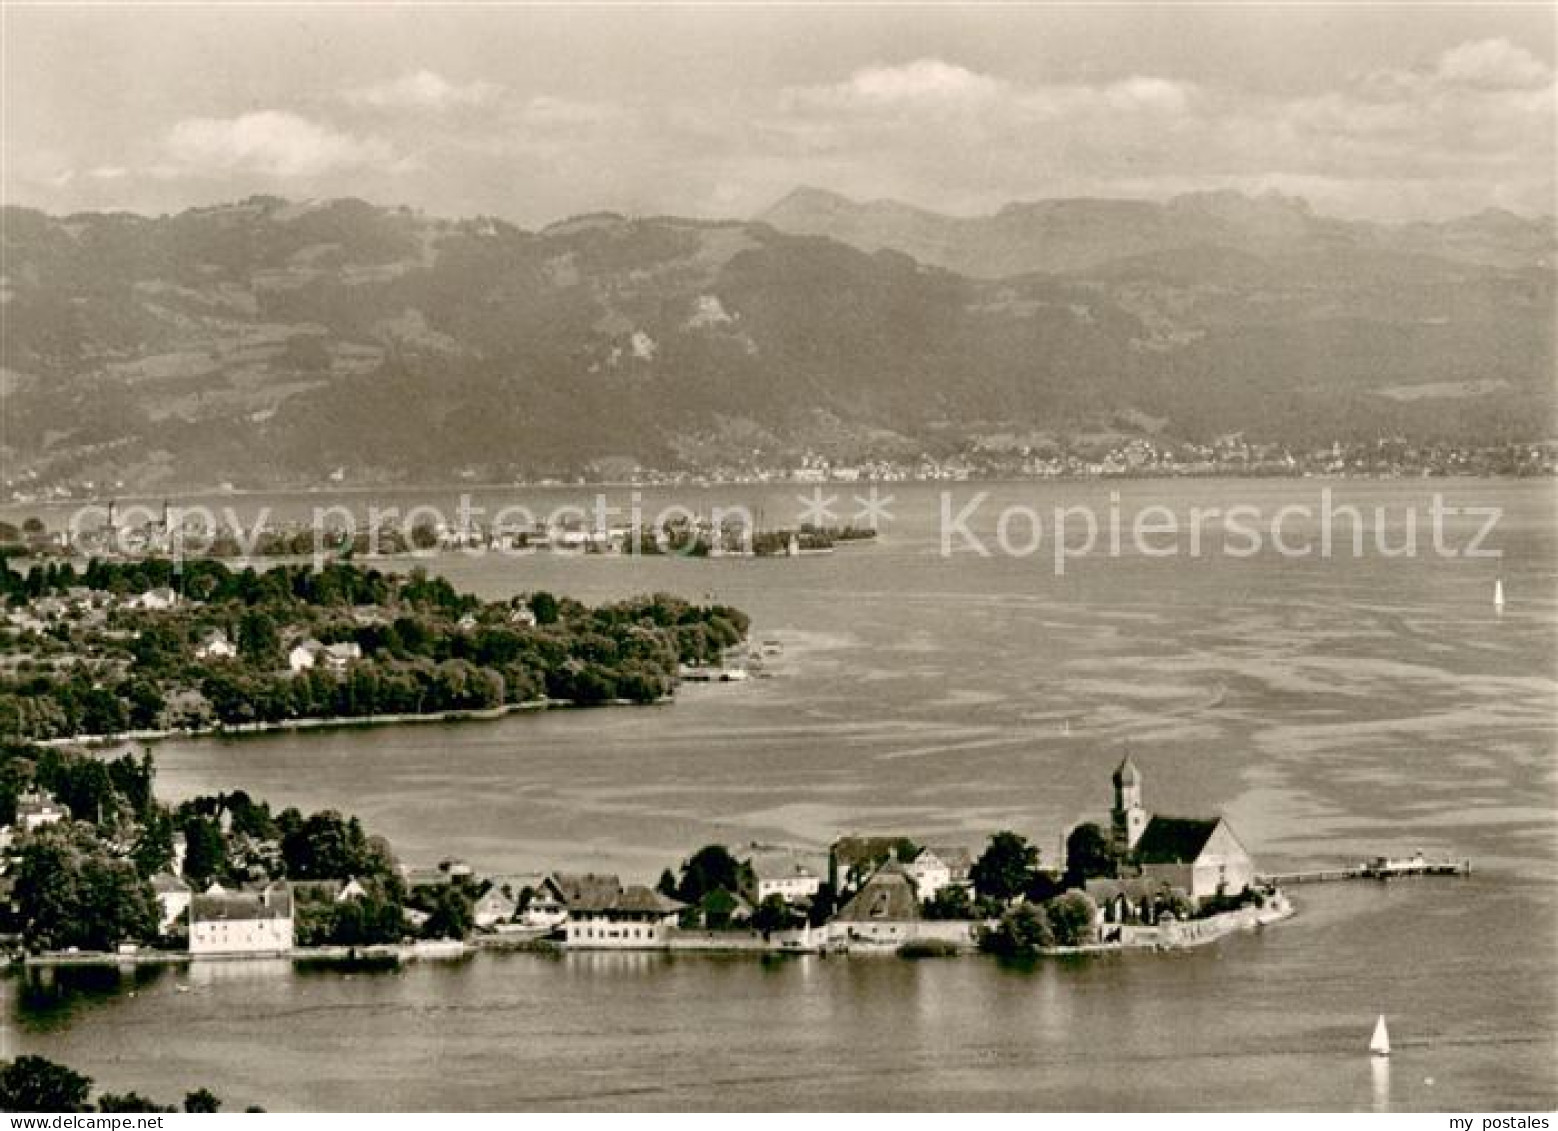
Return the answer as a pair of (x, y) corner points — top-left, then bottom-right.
(1, 189), (1552, 491)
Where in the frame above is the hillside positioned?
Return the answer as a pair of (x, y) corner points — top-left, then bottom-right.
(1, 193), (1552, 491)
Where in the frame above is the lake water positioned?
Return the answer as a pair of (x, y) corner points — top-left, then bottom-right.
(3, 479), (1555, 1110)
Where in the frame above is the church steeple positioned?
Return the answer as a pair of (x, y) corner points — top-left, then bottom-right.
(1111, 753), (1148, 855)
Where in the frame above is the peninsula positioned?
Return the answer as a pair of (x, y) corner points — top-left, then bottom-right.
(0, 558), (751, 741)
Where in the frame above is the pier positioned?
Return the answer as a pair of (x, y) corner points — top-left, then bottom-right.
(1259, 856), (1471, 885)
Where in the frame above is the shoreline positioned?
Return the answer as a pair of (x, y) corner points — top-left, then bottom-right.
(36, 695), (677, 749)
(12, 896), (1296, 972)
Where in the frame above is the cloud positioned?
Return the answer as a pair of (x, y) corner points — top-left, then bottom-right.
(345, 70), (502, 110)
(843, 58), (1003, 104)
(1433, 38), (1551, 91)
(748, 45), (1549, 219)
(782, 58), (1003, 114)
(164, 111), (395, 178)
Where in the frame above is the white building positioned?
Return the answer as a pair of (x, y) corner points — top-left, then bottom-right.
(288, 639), (362, 674)
(130, 587), (180, 611)
(15, 791), (68, 831)
(907, 846), (974, 900)
(188, 883), (294, 955)
(473, 887), (518, 929)
(748, 852), (823, 905)
(564, 885), (683, 949)
(194, 628), (238, 661)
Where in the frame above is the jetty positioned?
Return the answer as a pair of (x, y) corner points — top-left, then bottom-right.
(1259, 854), (1470, 886)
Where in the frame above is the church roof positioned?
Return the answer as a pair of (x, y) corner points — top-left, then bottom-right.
(1112, 755), (1141, 787)
(1133, 817), (1220, 865)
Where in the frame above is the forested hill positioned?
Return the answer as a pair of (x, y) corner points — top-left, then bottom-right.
(3, 193), (1552, 491)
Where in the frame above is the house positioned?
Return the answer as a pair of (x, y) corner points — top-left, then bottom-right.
(194, 628), (238, 661)
(290, 878), (368, 906)
(830, 861), (922, 946)
(829, 835), (917, 894)
(1108, 755), (1255, 901)
(540, 872), (623, 910)
(401, 859), (474, 892)
(519, 872), (622, 928)
(564, 884), (683, 949)
(473, 887), (518, 929)
(130, 587), (180, 611)
(150, 872), (192, 932)
(63, 587), (103, 611)
(907, 845), (974, 900)
(288, 640), (323, 673)
(14, 791), (68, 831)
(747, 851), (823, 905)
(288, 639), (362, 674)
(188, 882), (294, 955)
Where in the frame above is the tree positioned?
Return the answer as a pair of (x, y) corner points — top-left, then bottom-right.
(420, 885), (474, 940)
(12, 824), (157, 951)
(132, 808), (175, 878)
(675, 844), (754, 905)
(0, 1055), (93, 1112)
(806, 882), (837, 927)
(978, 903), (1054, 958)
(237, 609), (281, 666)
(183, 1088), (222, 1113)
(971, 831), (1040, 904)
(529, 591), (560, 626)
(1042, 891), (1099, 947)
(1064, 823), (1115, 888)
(751, 893), (797, 934)
(180, 815), (227, 885)
(97, 1092), (174, 1112)
(922, 884), (975, 920)
(281, 811), (387, 880)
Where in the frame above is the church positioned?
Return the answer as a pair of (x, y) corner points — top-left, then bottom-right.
(1106, 755), (1255, 901)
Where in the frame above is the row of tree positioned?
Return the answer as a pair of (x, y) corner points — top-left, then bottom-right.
(0, 1054), (244, 1113)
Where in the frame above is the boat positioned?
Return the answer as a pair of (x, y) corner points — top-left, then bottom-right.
(1494, 578), (1505, 612)
(1369, 1014), (1391, 1057)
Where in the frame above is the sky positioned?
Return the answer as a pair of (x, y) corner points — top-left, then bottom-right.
(3, 3), (1554, 226)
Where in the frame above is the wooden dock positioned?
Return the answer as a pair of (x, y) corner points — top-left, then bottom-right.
(1259, 858), (1471, 885)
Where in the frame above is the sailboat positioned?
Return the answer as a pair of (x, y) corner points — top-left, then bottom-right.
(1494, 578), (1506, 612)
(1369, 1014), (1391, 1058)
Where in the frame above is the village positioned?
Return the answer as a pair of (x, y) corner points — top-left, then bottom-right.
(2, 755), (1303, 968)
(3, 501), (876, 563)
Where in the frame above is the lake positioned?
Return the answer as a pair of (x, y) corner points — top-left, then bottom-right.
(3, 478), (1554, 1110)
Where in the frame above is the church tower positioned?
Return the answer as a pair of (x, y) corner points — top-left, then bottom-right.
(1111, 754), (1148, 856)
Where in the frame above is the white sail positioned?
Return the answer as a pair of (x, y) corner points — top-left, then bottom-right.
(1494, 579), (1506, 609)
(1370, 1014), (1391, 1057)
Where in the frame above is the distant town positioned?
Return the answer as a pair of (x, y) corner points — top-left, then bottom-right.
(5, 436), (1554, 506)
